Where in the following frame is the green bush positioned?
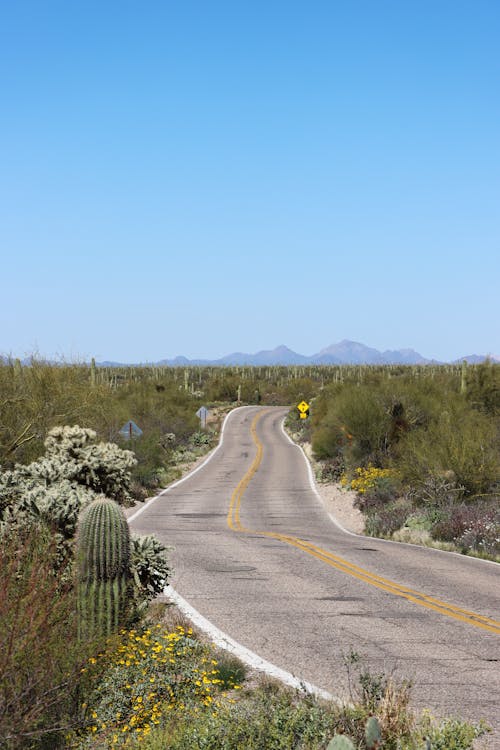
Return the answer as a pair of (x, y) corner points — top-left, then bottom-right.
(148, 682), (348, 750)
(211, 652), (248, 690)
(312, 424), (344, 461)
(0, 528), (94, 749)
(395, 405), (499, 495)
(331, 385), (391, 465)
(71, 624), (230, 748)
(417, 714), (490, 749)
(465, 360), (500, 416)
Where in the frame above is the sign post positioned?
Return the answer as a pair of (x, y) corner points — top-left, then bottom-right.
(119, 420), (143, 439)
(297, 400), (310, 419)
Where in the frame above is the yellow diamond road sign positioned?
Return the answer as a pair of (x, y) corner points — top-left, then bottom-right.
(297, 400), (310, 419)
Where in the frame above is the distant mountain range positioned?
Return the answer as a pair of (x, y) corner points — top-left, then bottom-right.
(98, 340), (500, 367)
(3, 340), (499, 367)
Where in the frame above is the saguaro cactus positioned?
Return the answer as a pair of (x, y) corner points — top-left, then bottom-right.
(460, 359), (467, 395)
(76, 497), (131, 640)
(90, 357), (97, 387)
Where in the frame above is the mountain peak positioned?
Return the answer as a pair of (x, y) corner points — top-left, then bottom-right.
(74, 341), (499, 367)
(316, 340), (383, 363)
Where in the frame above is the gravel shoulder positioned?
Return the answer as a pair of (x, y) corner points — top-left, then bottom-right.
(294, 440), (366, 536)
(125, 415), (367, 537)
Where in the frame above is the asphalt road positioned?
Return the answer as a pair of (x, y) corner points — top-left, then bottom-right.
(130, 405), (500, 734)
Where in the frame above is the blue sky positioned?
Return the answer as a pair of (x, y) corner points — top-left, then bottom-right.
(1, 1), (499, 362)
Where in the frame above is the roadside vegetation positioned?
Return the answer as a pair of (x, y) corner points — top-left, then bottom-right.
(0, 358), (319, 493)
(0, 359), (497, 747)
(289, 361), (500, 561)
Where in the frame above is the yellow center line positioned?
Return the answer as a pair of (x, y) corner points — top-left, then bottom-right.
(227, 410), (500, 636)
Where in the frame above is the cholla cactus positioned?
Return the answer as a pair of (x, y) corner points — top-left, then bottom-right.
(130, 535), (170, 606)
(0, 425), (137, 569)
(76, 497), (131, 639)
(18, 480), (94, 533)
(31, 425), (137, 504)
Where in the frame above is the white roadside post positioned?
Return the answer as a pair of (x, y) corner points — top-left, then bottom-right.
(196, 406), (209, 429)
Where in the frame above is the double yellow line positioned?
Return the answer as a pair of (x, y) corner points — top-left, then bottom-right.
(227, 410), (500, 636)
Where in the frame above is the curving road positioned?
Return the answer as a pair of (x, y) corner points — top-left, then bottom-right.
(130, 406), (500, 734)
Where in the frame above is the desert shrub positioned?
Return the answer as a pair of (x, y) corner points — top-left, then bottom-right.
(211, 652), (248, 690)
(286, 408), (312, 444)
(431, 501), (500, 557)
(205, 374), (240, 402)
(70, 640), (487, 750)
(457, 517), (500, 557)
(125, 432), (167, 489)
(417, 714), (490, 750)
(465, 360), (500, 416)
(279, 377), (317, 406)
(0, 528), (94, 749)
(364, 502), (411, 538)
(342, 465), (396, 495)
(189, 431), (211, 448)
(333, 385), (391, 465)
(347, 468), (402, 530)
(0, 361), (210, 490)
(316, 455), (346, 482)
(311, 376), (454, 470)
(405, 476), (466, 508)
(430, 502), (498, 544)
(312, 424), (344, 460)
(353, 478), (402, 515)
(311, 372), (499, 495)
(395, 404), (499, 496)
(153, 682), (349, 750)
(72, 624), (231, 748)
(430, 505), (477, 543)
(0, 360), (106, 468)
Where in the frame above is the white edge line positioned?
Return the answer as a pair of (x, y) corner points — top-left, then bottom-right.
(280, 417), (358, 538)
(164, 584), (336, 704)
(128, 404), (338, 703)
(128, 405), (254, 524)
(280, 416), (500, 567)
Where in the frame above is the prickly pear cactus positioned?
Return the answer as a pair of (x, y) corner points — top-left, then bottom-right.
(76, 497), (131, 640)
(326, 736), (356, 750)
(365, 716), (382, 748)
(327, 716), (382, 750)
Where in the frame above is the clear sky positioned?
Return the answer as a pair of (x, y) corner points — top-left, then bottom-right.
(1, 1), (499, 362)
